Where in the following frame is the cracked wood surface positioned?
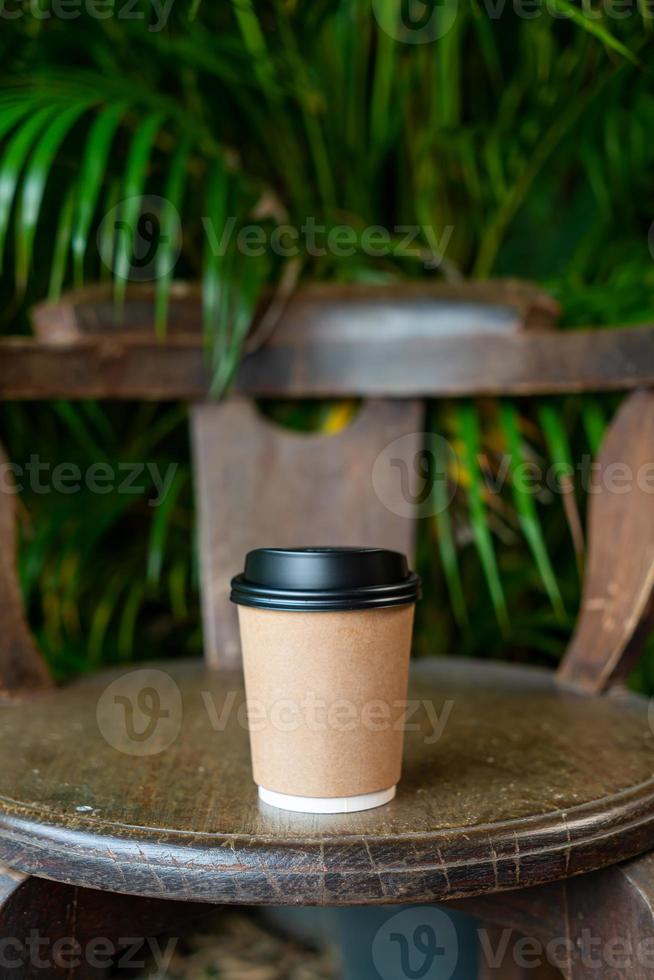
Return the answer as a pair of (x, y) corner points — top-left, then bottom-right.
(0, 658), (653, 905)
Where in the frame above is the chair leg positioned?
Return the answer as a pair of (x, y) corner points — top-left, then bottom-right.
(454, 852), (654, 979)
(564, 853), (654, 979)
(0, 865), (209, 979)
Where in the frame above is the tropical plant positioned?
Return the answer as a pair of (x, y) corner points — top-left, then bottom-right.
(1, 3), (653, 683)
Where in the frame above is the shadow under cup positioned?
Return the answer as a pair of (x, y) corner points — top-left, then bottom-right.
(230, 547), (421, 814)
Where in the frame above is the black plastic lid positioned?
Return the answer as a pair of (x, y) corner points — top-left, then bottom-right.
(230, 547), (421, 612)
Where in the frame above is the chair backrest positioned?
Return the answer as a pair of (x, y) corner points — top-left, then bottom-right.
(191, 398), (423, 668)
(1, 280), (654, 695)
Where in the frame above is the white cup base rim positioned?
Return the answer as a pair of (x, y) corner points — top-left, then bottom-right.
(257, 785), (396, 814)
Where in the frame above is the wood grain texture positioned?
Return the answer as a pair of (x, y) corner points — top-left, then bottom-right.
(0, 864), (207, 978)
(0, 658), (653, 905)
(559, 390), (654, 693)
(0, 445), (51, 696)
(0, 281), (650, 399)
(191, 398), (423, 668)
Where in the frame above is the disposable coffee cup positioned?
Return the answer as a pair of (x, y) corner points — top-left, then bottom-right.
(230, 547), (421, 814)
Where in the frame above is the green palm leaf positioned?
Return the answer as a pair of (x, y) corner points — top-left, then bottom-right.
(212, 236), (266, 394)
(98, 177), (122, 284)
(0, 101), (41, 143)
(88, 573), (125, 667)
(548, 0), (639, 63)
(458, 402), (509, 634)
(370, 2), (396, 150)
(0, 104), (57, 268)
(582, 397), (607, 456)
(538, 402), (584, 577)
(500, 401), (566, 621)
(113, 113), (164, 305)
(48, 181), (77, 300)
(155, 135), (192, 335)
(202, 159), (231, 360)
(118, 580), (147, 660)
(71, 102), (128, 287)
(430, 431), (468, 629)
(232, 0), (278, 96)
(147, 466), (188, 586)
(16, 101), (90, 289)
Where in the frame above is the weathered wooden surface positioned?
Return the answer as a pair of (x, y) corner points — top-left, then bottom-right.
(0, 864), (207, 978)
(559, 390), (654, 692)
(5, 323), (654, 399)
(0, 658), (653, 905)
(191, 398), (423, 668)
(0, 280), (651, 399)
(0, 445), (51, 696)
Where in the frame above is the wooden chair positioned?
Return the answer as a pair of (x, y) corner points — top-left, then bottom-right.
(1, 280), (654, 979)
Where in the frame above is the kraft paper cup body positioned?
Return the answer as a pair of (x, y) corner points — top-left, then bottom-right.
(237, 602), (415, 806)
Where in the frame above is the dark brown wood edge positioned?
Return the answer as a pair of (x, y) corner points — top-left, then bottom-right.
(30, 279), (561, 342)
(559, 390), (654, 692)
(0, 444), (51, 696)
(0, 771), (654, 905)
(4, 325), (654, 400)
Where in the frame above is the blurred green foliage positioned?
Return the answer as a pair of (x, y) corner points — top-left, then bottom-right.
(0, 3), (653, 682)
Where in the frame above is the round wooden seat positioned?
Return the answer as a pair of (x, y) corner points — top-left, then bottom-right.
(0, 658), (653, 906)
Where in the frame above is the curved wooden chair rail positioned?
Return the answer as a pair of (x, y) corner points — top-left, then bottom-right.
(0, 279), (654, 398)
